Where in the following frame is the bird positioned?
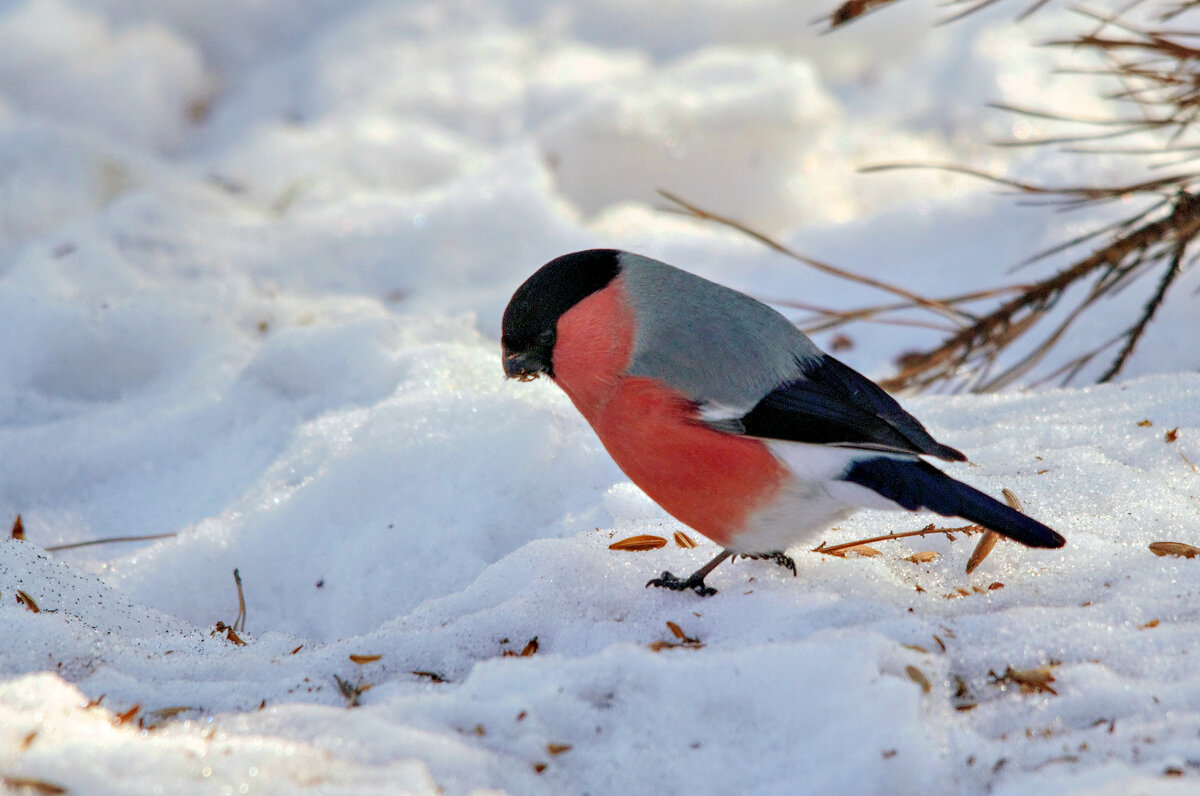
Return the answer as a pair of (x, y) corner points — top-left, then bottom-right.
(501, 249), (1065, 596)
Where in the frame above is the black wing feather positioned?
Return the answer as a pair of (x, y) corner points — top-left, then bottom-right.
(737, 355), (966, 461)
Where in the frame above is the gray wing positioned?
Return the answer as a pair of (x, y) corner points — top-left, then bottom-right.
(616, 252), (964, 462)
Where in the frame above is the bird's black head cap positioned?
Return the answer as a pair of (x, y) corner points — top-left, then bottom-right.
(501, 249), (621, 379)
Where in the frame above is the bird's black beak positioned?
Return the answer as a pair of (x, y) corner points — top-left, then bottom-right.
(502, 347), (548, 381)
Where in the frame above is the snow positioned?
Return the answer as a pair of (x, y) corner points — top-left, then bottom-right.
(2, 0), (1199, 793)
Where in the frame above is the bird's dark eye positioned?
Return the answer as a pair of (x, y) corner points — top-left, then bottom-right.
(537, 328), (556, 347)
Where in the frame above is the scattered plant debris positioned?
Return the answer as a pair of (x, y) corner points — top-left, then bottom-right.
(673, 531), (698, 549)
(213, 621), (246, 646)
(114, 704), (141, 726)
(16, 590), (39, 613)
(967, 489), (1026, 574)
(649, 621), (704, 651)
(821, 543), (882, 558)
(609, 535), (667, 551)
(503, 637), (540, 657)
(1149, 541), (1200, 558)
(906, 665), (932, 693)
(990, 665), (1058, 696)
(333, 675), (372, 708)
(411, 670), (447, 683)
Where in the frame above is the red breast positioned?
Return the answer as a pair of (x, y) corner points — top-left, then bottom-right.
(551, 276), (788, 546)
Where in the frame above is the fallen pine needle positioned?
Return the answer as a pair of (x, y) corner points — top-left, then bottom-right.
(349, 654), (382, 664)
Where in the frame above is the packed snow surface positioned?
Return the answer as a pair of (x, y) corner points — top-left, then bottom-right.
(2, 1), (1198, 794)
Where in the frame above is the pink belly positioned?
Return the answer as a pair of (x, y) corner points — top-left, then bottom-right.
(591, 376), (786, 546)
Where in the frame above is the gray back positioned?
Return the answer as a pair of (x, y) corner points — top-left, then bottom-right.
(618, 253), (820, 409)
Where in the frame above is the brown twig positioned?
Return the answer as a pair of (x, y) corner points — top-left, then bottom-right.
(824, 0), (903, 29)
(823, 0), (1055, 29)
(807, 0), (1200, 391)
(769, 284), (1027, 334)
(45, 533), (177, 552)
(813, 523), (982, 555)
(658, 189), (970, 324)
(1098, 234), (1190, 380)
(878, 186), (1200, 391)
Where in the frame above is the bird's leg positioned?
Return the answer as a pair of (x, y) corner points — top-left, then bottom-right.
(646, 549), (734, 597)
(736, 550), (797, 576)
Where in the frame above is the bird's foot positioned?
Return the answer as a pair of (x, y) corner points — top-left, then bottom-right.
(646, 570), (718, 598)
(737, 551), (797, 576)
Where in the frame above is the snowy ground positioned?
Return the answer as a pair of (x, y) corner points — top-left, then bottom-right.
(2, 1), (1199, 794)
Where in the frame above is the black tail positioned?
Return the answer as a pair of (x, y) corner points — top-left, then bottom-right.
(843, 458), (1065, 549)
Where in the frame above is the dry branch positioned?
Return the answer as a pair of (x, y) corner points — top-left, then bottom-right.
(813, 522), (982, 555)
(879, 185), (1200, 391)
(804, 0), (1200, 390)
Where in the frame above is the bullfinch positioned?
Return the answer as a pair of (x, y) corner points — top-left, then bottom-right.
(501, 249), (1065, 596)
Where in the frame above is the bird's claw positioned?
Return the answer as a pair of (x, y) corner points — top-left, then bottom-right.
(737, 551), (797, 576)
(646, 570), (718, 597)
